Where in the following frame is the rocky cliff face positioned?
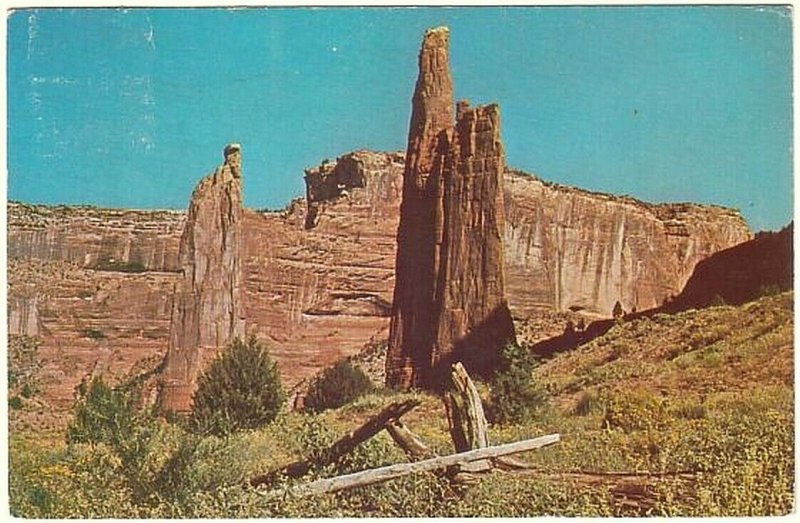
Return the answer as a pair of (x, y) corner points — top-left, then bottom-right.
(503, 173), (752, 318)
(8, 258), (176, 421)
(7, 150), (751, 416)
(241, 150), (404, 395)
(387, 27), (515, 389)
(8, 202), (184, 272)
(304, 151), (404, 229)
(158, 144), (246, 413)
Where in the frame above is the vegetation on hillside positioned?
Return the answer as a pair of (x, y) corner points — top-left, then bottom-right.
(8, 293), (794, 517)
(190, 335), (285, 436)
(303, 360), (374, 413)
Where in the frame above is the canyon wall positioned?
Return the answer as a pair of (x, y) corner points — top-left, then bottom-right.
(503, 172), (752, 318)
(7, 150), (751, 414)
(8, 202), (184, 272)
(8, 259), (177, 413)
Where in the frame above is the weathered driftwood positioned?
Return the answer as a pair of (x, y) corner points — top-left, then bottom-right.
(250, 398), (420, 487)
(385, 419), (437, 461)
(443, 362), (490, 452)
(268, 433), (561, 499)
(443, 362), (491, 473)
(492, 455), (536, 470)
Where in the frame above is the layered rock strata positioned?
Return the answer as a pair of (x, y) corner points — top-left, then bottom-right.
(8, 202), (184, 272)
(386, 27), (516, 389)
(158, 144), (246, 413)
(502, 174), (752, 319)
(7, 151), (752, 417)
(303, 151), (404, 229)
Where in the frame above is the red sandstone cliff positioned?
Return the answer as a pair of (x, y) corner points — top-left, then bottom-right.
(158, 144), (246, 413)
(6, 151), (751, 421)
(8, 202), (184, 272)
(503, 172), (752, 318)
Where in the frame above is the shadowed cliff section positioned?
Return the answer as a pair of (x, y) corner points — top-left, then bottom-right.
(662, 223), (792, 311)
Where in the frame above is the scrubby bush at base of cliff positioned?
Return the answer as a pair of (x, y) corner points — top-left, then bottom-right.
(189, 335), (285, 436)
(67, 377), (137, 446)
(486, 343), (548, 425)
(303, 360), (374, 413)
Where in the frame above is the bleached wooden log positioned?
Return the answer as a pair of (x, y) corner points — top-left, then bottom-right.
(269, 433), (560, 498)
(385, 419), (437, 461)
(250, 398), (420, 487)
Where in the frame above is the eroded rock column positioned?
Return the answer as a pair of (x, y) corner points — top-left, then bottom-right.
(386, 26), (454, 388)
(159, 143), (246, 413)
(386, 27), (515, 389)
(433, 102), (515, 377)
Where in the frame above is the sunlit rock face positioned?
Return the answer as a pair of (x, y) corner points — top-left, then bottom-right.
(158, 144), (246, 413)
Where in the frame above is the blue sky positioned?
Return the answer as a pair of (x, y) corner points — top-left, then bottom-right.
(6, 6), (793, 231)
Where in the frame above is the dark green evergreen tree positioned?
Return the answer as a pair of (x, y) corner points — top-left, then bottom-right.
(303, 360), (374, 412)
(488, 344), (546, 425)
(190, 335), (285, 436)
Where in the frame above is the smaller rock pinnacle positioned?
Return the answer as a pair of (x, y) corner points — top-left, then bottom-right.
(224, 143), (242, 179)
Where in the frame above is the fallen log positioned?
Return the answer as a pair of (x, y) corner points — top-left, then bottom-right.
(267, 433), (561, 499)
(250, 398), (420, 487)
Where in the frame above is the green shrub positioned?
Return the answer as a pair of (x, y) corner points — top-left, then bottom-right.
(190, 335), (285, 436)
(62, 374), (184, 507)
(9, 396), (23, 410)
(67, 377), (135, 446)
(303, 360), (374, 413)
(21, 383), (34, 398)
(487, 344), (547, 425)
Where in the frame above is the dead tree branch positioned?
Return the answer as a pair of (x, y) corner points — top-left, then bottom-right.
(250, 398), (420, 487)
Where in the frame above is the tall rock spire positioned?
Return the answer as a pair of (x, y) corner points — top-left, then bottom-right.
(405, 26), (454, 186)
(385, 27), (454, 388)
(433, 101), (516, 376)
(386, 28), (516, 389)
(159, 143), (246, 413)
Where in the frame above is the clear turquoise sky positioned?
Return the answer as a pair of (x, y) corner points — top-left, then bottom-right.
(6, 6), (793, 231)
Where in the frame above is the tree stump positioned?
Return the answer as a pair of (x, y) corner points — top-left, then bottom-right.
(443, 362), (491, 474)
